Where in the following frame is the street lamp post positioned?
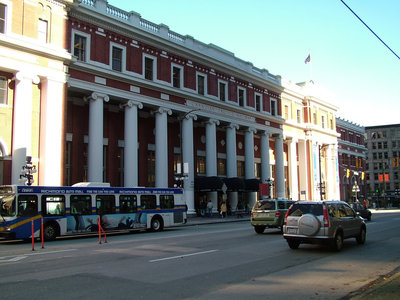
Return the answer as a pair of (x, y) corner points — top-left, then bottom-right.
(318, 144), (333, 201)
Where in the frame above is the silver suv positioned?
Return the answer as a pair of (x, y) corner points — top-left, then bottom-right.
(283, 201), (366, 251)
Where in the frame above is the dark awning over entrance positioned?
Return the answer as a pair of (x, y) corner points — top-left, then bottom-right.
(194, 176), (224, 192)
(222, 177), (245, 192)
(244, 178), (261, 191)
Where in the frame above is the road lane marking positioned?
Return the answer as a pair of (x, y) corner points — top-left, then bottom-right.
(149, 249), (219, 263)
(0, 249), (77, 263)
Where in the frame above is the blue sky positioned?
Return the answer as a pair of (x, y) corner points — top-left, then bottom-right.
(108, 0), (399, 127)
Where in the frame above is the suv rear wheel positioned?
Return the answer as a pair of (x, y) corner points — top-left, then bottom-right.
(332, 232), (343, 251)
(254, 226), (266, 234)
(287, 239), (300, 249)
(356, 227), (366, 244)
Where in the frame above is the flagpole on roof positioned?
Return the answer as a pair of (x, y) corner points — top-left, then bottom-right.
(304, 51), (313, 83)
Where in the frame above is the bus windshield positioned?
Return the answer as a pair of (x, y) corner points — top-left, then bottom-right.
(0, 188), (16, 217)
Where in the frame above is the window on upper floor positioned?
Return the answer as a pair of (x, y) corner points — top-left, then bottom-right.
(270, 99), (277, 116)
(38, 19), (48, 43)
(297, 109), (302, 123)
(196, 73), (206, 95)
(144, 56), (155, 80)
(284, 105), (289, 120)
(0, 3), (6, 34)
(73, 33), (87, 62)
(218, 81), (227, 101)
(172, 65), (182, 88)
(238, 87), (246, 107)
(255, 93), (262, 112)
(0, 76), (7, 105)
(111, 46), (123, 71)
(321, 116), (325, 128)
(313, 112), (317, 125)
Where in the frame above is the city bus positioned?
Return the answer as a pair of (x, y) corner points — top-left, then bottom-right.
(0, 183), (186, 240)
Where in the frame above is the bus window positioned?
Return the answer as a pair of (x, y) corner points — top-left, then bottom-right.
(0, 193), (15, 217)
(96, 195), (116, 215)
(70, 195), (92, 215)
(140, 195), (156, 210)
(42, 195), (65, 216)
(119, 195), (137, 213)
(160, 195), (174, 209)
(17, 195), (38, 217)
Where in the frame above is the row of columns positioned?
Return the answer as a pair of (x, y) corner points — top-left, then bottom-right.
(82, 92), (286, 214)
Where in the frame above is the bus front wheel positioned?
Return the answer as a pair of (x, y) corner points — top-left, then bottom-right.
(150, 217), (164, 232)
(43, 223), (58, 241)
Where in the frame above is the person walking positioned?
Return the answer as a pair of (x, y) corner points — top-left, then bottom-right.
(207, 199), (213, 217)
(220, 201), (227, 218)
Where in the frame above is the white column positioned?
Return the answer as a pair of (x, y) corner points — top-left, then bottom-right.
(39, 76), (65, 185)
(122, 100), (143, 187)
(87, 92), (109, 182)
(260, 131), (271, 183)
(288, 138), (299, 200)
(154, 107), (172, 187)
(245, 127), (256, 179)
(274, 134), (285, 199)
(11, 72), (40, 184)
(298, 139), (308, 200)
(206, 118), (220, 211)
(182, 113), (197, 214)
(226, 123), (239, 210)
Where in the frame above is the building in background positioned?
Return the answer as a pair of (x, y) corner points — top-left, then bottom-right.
(336, 118), (367, 202)
(0, 0), (72, 186)
(1, 0), (342, 214)
(365, 124), (400, 207)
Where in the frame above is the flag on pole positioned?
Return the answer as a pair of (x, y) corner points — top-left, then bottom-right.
(304, 54), (311, 64)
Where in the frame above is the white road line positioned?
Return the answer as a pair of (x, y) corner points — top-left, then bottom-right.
(149, 249), (219, 263)
(24, 249), (77, 256)
(0, 249), (77, 263)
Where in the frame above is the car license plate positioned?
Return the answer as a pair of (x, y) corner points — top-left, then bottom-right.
(287, 228), (297, 234)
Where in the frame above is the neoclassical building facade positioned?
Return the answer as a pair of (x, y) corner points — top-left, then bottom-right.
(1, 0), (341, 214)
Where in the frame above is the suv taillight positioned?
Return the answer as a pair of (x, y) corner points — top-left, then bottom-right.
(275, 211), (281, 218)
(323, 204), (330, 227)
(250, 212), (254, 218)
(283, 206), (292, 226)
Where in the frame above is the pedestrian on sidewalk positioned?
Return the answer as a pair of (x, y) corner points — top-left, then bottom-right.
(220, 201), (227, 218)
(207, 199), (213, 217)
(199, 198), (206, 217)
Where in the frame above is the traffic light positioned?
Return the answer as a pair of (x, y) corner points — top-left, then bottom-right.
(361, 172), (365, 181)
(346, 169), (350, 178)
(393, 157), (399, 168)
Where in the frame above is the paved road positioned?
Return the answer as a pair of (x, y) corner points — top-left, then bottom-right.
(0, 210), (399, 299)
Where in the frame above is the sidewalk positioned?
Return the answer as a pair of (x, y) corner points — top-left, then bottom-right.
(183, 211), (400, 300)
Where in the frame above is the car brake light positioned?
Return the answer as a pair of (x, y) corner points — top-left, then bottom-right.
(250, 212), (254, 218)
(283, 207), (291, 226)
(275, 211), (281, 218)
(323, 204), (329, 227)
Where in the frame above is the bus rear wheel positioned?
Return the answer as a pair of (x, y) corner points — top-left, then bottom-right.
(150, 217), (164, 232)
(43, 223), (58, 241)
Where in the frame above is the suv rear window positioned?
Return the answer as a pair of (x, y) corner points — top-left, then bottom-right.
(287, 203), (323, 217)
(254, 200), (275, 210)
(278, 200), (294, 209)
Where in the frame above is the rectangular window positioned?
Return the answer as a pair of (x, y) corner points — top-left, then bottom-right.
(297, 109), (301, 123)
(238, 88), (245, 107)
(112, 46), (122, 71)
(38, 19), (48, 43)
(17, 195), (38, 217)
(284, 105), (289, 119)
(237, 161), (245, 177)
(172, 66), (181, 88)
(321, 116), (325, 128)
(255, 94), (262, 111)
(197, 74), (205, 95)
(96, 195), (116, 215)
(42, 195), (65, 216)
(119, 195), (137, 213)
(217, 158), (226, 176)
(70, 195), (92, 215)
(148, 150), (155, 187)
(270, 99), (277, 116)
(160, 195), (174, 209)
(140, 195), (156, 210)
(0, 4), (6, 34)
(219, 81), (227, 101)
(145, 57), (154, 80)
(74, 34), (87, 61)
(197, 156), (206, 174)
(313, 112), (317, 125)
(0, 76), (7, 105)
